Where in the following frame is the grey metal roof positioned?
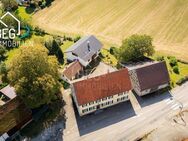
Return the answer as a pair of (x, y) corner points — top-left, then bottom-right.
(66, 35), (102, 61)
(0, 85), (16, 99)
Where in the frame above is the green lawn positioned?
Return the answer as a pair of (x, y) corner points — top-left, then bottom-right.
(153, 53), (188, 87)
(60, 41), (74, 52)
(100, 49), (118, 67)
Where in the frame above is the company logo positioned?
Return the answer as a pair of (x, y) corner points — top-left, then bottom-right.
(0, 12), (20, 40)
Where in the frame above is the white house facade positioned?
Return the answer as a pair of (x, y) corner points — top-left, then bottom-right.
(72, 90), (130, 116)
(72, 68), (132, 116)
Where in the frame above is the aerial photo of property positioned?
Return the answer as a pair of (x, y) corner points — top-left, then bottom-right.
(0, 0), (188, 141)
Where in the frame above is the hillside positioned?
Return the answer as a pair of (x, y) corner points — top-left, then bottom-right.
(33, 0), (188, 60)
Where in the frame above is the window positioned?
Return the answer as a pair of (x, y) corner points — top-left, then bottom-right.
(117, 98), (120, 102)
(97, 99), (101, 103)
(118, 93), (123, 96)
(101, 103), (106, 106)
(121, 97), (126, 101)
(82, 103), (87, 107)
(108, 96), (113, 99)
(82, 108), (88, 113)
(89, 101), (94, 105)
(102, 97), (107, 101)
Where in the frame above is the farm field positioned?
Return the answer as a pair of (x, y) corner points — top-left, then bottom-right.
(32, 0), (188, 60)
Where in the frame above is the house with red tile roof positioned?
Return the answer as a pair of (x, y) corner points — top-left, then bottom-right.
(61, 61), (83, 83)
(129, 61), (170, 96)
(71, 68), (132, 116)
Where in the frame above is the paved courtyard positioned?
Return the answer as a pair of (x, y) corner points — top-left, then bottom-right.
(72, 62), (117, 83)
(62, 82), (188, 141)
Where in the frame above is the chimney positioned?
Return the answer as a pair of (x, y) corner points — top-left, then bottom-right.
(87, 41), (91, 52)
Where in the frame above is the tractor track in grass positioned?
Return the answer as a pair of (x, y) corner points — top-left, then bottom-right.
(32, 0), (188, 60)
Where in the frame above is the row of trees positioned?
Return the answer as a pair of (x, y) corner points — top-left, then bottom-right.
(0, 0), (54, 11)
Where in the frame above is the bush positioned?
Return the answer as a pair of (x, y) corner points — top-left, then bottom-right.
(0, 83), (8, 89)
(0, 45), (7, 59)
(169, 57), (177, 67)
(109, 47), (115, 54)
(109, 47), (119, 58)
(74, 36), (81, 43)
(173, 66), (179, 74)
(63, 36), (73, 42)
(59, 79), (70, 89)
(176, 76), (188, 85)
(34, 26), (45, 36)
(156, 56), (164, 61)
(1, 0), (18, 11)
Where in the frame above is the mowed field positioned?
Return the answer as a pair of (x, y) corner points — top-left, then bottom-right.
(33, 0), (188, 60)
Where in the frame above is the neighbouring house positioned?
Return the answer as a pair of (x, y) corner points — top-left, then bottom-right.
(61, 61), (83, 83)
(65, 35), (102, 67)
(129, 61), (170, 96)
(71, 68), (132, 116)
(0, 85), (32, 141)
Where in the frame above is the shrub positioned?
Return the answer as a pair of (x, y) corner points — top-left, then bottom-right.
(156, 56), (164, 61)
(1, 0), (18, 11)
(173, 66), (179, 74)
(34, 26), (45, 36)
(74, 36), (81, 43)
(169, 57), (177, 67)
(0, 83), (8, 89)
(109, 47), (119, 58)
(176, 76), (188, 85)
(66, 37), (73, 42)
(109, 47), (115, 54)
(0, 45), (7, 59)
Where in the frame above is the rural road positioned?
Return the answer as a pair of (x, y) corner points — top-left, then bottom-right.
(63, 82), (188, 141)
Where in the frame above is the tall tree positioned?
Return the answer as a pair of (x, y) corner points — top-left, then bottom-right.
(0, 62), (8, 83)
(119, 34), (154, 62)
(44, 38), (64, 63)
(0, 45), (7, 59)
(1, 0), (18, 11)
(8, 45), (60, 109)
